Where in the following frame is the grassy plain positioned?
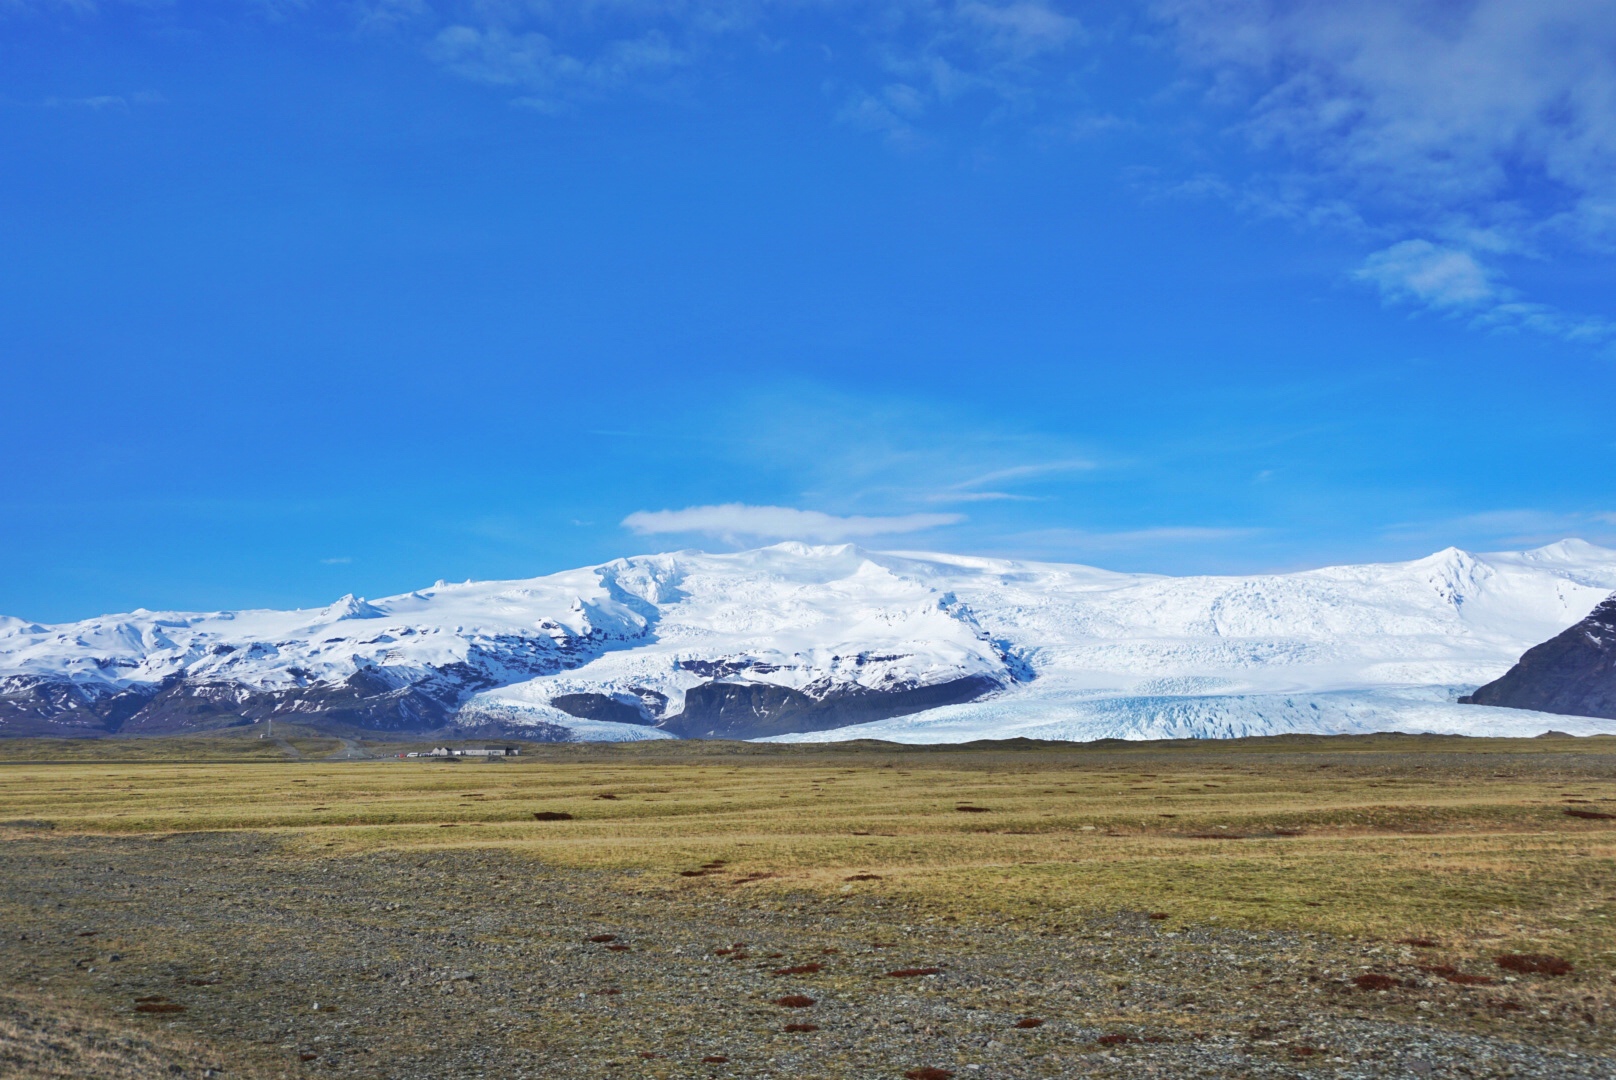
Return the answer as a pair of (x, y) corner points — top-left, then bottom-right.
(4, 733), (1615, 971)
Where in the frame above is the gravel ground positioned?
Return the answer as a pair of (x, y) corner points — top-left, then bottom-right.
(0, 831), (1609, 1079)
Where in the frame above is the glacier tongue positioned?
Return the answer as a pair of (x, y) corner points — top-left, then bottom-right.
(4, 540), (1616, 741)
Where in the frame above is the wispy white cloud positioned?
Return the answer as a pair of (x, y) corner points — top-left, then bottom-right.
(427, 24), (687, 106)
(1157, 0), (1616, 344)
(373, 0), (1092, 125)
(319, 556), (352, 564)
(952, 458), (1097, 490)
(622, 503), (963, 543)
(1160, 0), (1616, 230)
(1353, 239), (1616, 343)
(39, 90), (164, 110)
(924, 490), (1038, 503)
(1355, 240), (1498, 311)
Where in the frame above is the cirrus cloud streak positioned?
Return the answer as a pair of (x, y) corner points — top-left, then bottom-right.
(622, 503), (964, 543)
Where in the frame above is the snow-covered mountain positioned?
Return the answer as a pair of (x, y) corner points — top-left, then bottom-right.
(4, 540), (1616, 742)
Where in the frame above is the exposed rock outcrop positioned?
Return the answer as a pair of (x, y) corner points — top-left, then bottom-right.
(1460, 594), (1616, 719)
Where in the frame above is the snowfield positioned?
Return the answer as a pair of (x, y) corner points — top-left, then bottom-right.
(3, 540), (1616, 741)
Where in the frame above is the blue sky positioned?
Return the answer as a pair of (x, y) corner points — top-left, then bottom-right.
(5, 0), (1616, 621)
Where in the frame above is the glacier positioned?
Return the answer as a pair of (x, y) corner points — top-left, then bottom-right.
(3, 539), (1615, 742)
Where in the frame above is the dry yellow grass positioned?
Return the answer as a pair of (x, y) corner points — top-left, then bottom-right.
(3, 734), (1615, 972)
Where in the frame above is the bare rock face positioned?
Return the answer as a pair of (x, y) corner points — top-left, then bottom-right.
(1460, 594), (1616, 719)
(657, 676), (1002, 741)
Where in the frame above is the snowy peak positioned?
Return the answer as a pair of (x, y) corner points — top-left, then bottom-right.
(321, 594), (386, 622)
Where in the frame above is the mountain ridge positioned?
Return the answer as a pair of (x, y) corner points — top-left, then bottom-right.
(4, 540), (1616, 742)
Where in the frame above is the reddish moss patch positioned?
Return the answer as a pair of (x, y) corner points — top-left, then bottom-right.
(133, 995), (168, 1003)
(532, 811), (574, 821)
(588, 934), (618, 943)
(701, 1055), (729, 1064)
(954, 806), (991, 813)
(594, 794), (620, 800)
(783, 1023), (819, 1033)
(1148, 912), (1170, 921)
(885, 968), (941, 978)
(904, 1068), (954, 1080)
(680, 870), (715, 878)
(772, 995), (816, 1008)
(1489, 998), (1526, 1012)
(1271, 828), (1306, 837)
(772, 963), (823, 976)
(593, 987), (621, 996)
(845, 873), (883, 882)
(299, 1052), (318, 1061)
(606, 944), (631, 952)
(1564, 808), (1616, 820)
(1398, 938), (1438, 948)
(637, 1052), (662, 1059)
(1496, 953), (1573, 976)
(1290, 1045), (1321, 1058)
(1095, 1034), (1134, 1046)
(1353, 973), (1399, 991)
(134, 1002), (185, 1014)
(821, 948), (840, 955)
(1013, 1017), (1044, 1029)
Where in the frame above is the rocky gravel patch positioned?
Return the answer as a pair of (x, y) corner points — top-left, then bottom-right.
(0, 832), (1611, 1079)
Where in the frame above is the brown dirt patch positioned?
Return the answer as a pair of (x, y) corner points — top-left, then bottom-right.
(531, 811), (574, 821)
(783, 1023), (819, 1033)
(1496, 953), (1573, 976)
(771, 995), (815, 1008)
(904, 1068), (954, 1080)
(771, 963), (823, 976)
(1013, 1017), (1044, 1029)
(885, 968), (941, 978)
(1353, 973), (1399, 991)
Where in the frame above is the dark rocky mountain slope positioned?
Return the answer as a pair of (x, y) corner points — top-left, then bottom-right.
(1460, 594), (1616, 719)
